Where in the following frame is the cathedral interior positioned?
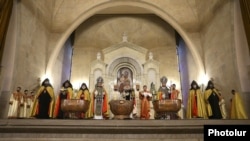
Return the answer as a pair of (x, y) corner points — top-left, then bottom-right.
(0, 0), (250, 140)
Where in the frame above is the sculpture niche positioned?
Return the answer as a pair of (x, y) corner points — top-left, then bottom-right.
(109, 68), (135, 119)
(152, 76), (181, 119)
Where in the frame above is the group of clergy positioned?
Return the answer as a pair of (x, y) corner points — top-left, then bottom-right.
(186, 80), (248, 119)
(7, 87), (35, 119)
(7, 78), (92, 119)
(7, 76), (248, 120)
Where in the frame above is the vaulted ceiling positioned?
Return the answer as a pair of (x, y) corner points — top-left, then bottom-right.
(21, 0), (226, 33)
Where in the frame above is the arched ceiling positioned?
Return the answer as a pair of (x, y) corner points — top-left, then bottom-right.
(73, 14), (176, 50)
(21, 0), (226, 33)
(20, 0), (228, 80)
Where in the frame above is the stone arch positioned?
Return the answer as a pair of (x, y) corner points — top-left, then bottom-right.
(107, 57), (142, 77)
(46, 1), (205, 80)
(107, 57), (143, 88)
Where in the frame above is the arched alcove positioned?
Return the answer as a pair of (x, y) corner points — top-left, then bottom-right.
(46, 1), (205, 83)
(87, 38), (161, 118)
(108, 57), (142, 78)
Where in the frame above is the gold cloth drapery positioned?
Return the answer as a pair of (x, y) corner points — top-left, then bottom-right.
(240, 0), (250, 54)
(0, 0), (13, 66)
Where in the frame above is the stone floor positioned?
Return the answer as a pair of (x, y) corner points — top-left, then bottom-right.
(0, 119), (249, 141)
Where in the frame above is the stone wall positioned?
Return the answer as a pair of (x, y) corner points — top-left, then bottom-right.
(200, 0), (237, 113)
(11, 1), (73, 95)
(12, 2), (50, 90)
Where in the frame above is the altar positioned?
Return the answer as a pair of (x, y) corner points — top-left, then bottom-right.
(86, 37), (184, 119)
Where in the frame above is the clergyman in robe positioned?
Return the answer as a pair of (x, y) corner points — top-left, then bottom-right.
(139, 85), (152, 119)
(204, 80), (222, 119)
(76, 83), (92, 119)
(230, 89), (248, 119)
(53, 80), (73, 119)
(7, 87), (23, 118)
(186, 80), (207, 119)
(92, 77), (109, 119)
(31, 78), (55, 119)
